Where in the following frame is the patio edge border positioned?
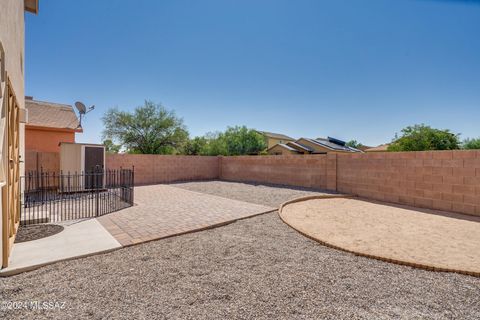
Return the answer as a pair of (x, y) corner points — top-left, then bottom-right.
(118, 208), (278, 248)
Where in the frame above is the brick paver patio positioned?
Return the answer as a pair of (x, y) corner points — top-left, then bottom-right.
(97, 185), (275, 246)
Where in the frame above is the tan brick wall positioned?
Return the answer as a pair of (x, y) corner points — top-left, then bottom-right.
(326, 153), (337, 190)
(219, 151), (480, 216)
(336, 151), (480, 217)
(106, 154), (219, 185)
(219, 155), (329, 189)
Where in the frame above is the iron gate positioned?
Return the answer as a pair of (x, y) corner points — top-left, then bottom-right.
(20, 168), (134, 225)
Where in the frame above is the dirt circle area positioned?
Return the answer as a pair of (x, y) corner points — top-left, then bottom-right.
(280, 197), (480, 276)
(15, 224), (64, 243)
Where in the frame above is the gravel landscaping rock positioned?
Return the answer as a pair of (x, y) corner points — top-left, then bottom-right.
(1, 181), (479, 319)
(171, 180), (330, 207)
(14, 224), (64, 243)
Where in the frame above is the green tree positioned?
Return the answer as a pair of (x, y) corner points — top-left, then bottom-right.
(200, 132), (228, 156)
(346, 140), (365, 150)
(103, 139), (121, 154)
(102, 101), (189, 154)
(222, 126), (267, 155)
(388, 124), (460, 152)
(182, 136), (208, 155)
(196, 126), (267, 156)
(463, 138), (480, 150)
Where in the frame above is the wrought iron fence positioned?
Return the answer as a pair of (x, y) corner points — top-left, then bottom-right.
(20, 167), (134, 225)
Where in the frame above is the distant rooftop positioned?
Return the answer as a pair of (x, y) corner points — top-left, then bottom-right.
(267, 143), (300, 153)
(258, 131), (295, 141)
(25, 97), (82, 132)
(286, 141), (313, 153)
(303, 137), (362, 153)
(365, 144), (390, 152)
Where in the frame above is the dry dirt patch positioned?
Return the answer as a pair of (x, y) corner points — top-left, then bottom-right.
(280, 197), (480, 276)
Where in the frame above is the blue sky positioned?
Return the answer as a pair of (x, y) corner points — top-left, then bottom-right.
(25, 0), (480, 146)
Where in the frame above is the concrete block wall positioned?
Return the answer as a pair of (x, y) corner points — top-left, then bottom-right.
(98, 151), (480, 217)
(220, 155), (329, 189)
(106, 154), (219, 185)
(336, 151), (480, 216)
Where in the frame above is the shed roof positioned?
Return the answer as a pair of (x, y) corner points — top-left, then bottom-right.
(26, 98), (82, 132)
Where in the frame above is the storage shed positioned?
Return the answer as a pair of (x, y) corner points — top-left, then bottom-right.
(60, 142), (105, 173)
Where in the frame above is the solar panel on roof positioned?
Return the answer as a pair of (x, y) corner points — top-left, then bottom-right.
(327, 137), (346, 146)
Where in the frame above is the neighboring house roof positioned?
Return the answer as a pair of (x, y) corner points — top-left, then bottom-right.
(267, 143), (300, 153)
(258, 131), (295, 141)
(365, 144), (390, 152)
(25, 98), (82, 132)
(302, 137), (362, 153)
(286, 141), (313, 153)
(357, 145), (373, 152)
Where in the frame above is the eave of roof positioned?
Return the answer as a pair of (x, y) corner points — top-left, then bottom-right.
(25, 0), (39, 14)
(267, 143), (299, 153)
(26, 124), (83, 133)
(59, 142), (104, 147)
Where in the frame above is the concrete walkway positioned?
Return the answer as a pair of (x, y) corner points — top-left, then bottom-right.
(0, 219), (121, 276)
(98, 185), (276, 246)
(280, 197), (480, 277)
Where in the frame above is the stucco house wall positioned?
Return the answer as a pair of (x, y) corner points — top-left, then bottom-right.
(266, 137), (292, 149)
(0, 0), (25, 106)
(26, 127), (75, 153)
(0, 0), (27, 268)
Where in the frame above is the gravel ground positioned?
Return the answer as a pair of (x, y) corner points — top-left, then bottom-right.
(171, 180), (329, 207)
(1, 181), (479, 319)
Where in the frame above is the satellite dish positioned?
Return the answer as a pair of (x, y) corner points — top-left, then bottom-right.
(75, 101), (87, 114)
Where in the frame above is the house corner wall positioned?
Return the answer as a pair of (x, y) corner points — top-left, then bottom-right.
(0, 0), (26, 268)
